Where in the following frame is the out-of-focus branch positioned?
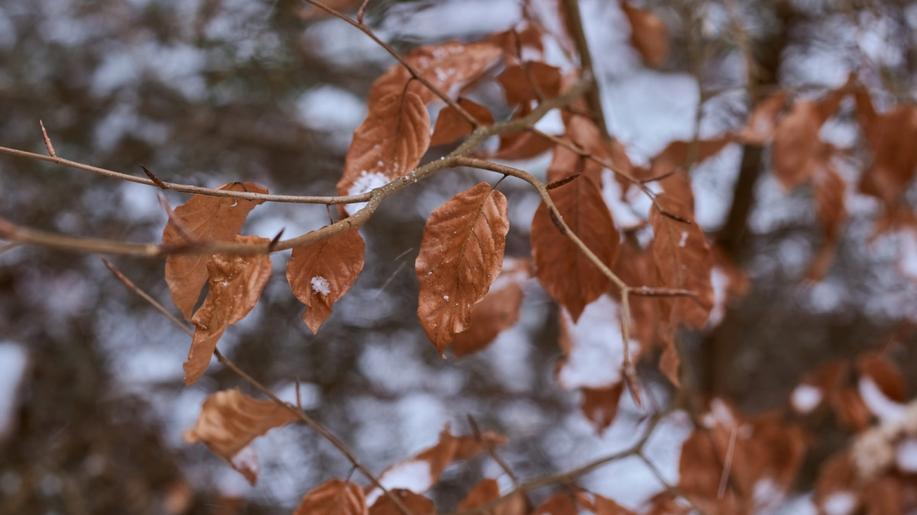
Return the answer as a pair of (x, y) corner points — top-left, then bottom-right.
(100, 258), (415, 515)
(447, 410), (671, 515)
(560, 0), (609, 137)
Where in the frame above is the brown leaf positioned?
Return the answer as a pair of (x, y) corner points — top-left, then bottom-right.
(854, 86), (917, 209)
(498, 62), (562, 105)
(369, 427), (506, 499)
(494, 129), (554, 160)
(620, 1), (669, 67)
(370, 41), (502, 105)
(581, 384), (624, 432)
(738, 90), (788, 145)
(337, 90), (430, 198)
(648, 136), (733, 182)
(369, 490), (435, 515)
(772, 85), (848, 191)
(450, 259), (528, 357)
(184, 235), (272, 385)
(649, 194), (714, 328)
(531, 175), (620, 320)
(857, 353), (907, 403)
(576, 490), (635, 514)
(294, 479), (367, 515)
(808, 160), (847, 280)
(431, 98), (494, 146)
(163, 182), (268, 319)
(183, 389), (297, 484)
(416, 183), (510, 352)
(533, 493), (577, 515)
(457, 478), (528, 515)
(286, 228), (365, 334)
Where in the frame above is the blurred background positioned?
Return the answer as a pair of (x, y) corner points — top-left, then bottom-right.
(0, 0), (915, 513)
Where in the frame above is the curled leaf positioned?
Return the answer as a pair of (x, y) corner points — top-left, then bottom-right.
(163, 182), (268, 319)
(498, 61), (562, 105)
(369, 490), (435, 515)
(184, 235), (272, 385)
(294, 479), (367, 515)
(286, 228), (365, 333)
(416, 182), (510, 352)
(184, 388), (297, 484)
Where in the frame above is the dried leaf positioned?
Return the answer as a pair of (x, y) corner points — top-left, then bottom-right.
(649, 194), (714, 328)
(458, 478), (528, 515)
(498, 61), (562, 105)
(368, 427), (506, 501)
(738, 90), (788, 144)
(450, 259), (528, 357)
(370, 41), (502, 105)
(431, 98), (494, 146)
(854, 86), (917, 209)
(416, 182), (510, 352)
(533, 493), (577, 515)
(620, 1), (669, 67)
(369, 489), (435, 515)
(531, 175), (620, 320)
(648, 136), (733, 182)
(184, 235), (272, 385)
(808, 161), (847, 280)
(184, 389), (297, 484)
(494, 129), (554, 160)
(581, 384), (624, 432)
(772, 86), (848, 191)
(163, 182), (267, 319)
(294, 479), (367, 515)
(576, 490), (635, 514)
(337, 90), (430, 198)
(286, 228), (365, 333)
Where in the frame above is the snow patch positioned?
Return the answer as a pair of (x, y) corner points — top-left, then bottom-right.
(791, 384), (823, 414)
(896, 438), (917, 473)
(822, 491), (857, 515)
(310, 276), (331, 297)
(707, 267), (729, 327)
(558, 295), (636, 389)
(366, 460), (432, 505)
(858, 377), (905, 423)
(345, 172), (389, 215)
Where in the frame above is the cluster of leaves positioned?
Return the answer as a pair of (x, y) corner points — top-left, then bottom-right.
(104, 0), (917, 513)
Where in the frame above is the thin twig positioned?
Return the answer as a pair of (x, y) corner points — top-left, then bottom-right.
(100, 258), (414, 515)
(302, 0), (478, 125)
(39, 120), (56, 157)
(467, 415), (520, 486)
(0, 79), (593, 258)
(717, 424), (738, 499)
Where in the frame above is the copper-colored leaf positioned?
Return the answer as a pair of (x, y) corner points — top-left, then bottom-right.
(648, 136), (733, 182)
(294, 479), (367, 515)
(337, 90), (430, 198)
(738, 90), (788, 145)
(649, 194), (714, 328)
(498, 62), (562, 105)
(581, 384), (624, 432)
(369, 490), (435, 515)
(286, 228), (365, 334)
(450, 259), (528, 357)
(183, 389), (297, 484)
(620, 1), (669, 67)
(368, 427), (506, 501)
(163, 182), (268, 319)
(854, 86), (917, 209)
(531, 175), (620, 320)
(431, 98), (494, 146)
(370, 41), (502, 105)
(416, 182), (510, 352)
(458, 478), (528, 515)
(808, 161), (847, 280)
(576, 491), (635, 515)
(494, 129), (554, 160)
(184, 235), (272, 385)
(533, 493), (577, 515)
(857, 353), (907, 403)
